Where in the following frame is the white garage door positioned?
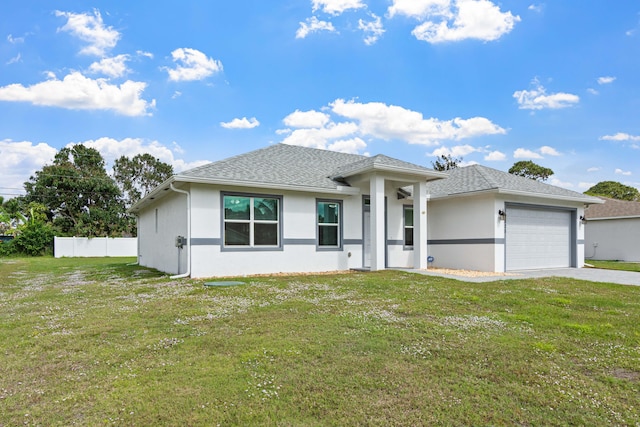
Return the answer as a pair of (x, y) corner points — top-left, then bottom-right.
(506, 207), (571, 271)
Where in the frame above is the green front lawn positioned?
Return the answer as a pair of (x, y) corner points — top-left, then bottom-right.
(589, 259), (640, 273)
(1, 257), (639, 425)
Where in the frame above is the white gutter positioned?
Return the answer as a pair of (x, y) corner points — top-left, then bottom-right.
(169, 183), (191, 279)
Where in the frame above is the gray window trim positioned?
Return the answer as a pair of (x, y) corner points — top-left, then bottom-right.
(403, 204), (414, 250)
(316, 198), (343, 251)
(221, 191), (283, 252)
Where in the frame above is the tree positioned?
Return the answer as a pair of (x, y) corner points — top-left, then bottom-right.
(113, 153), (174, 208)
(431, 154), (462, 171)
(584, 181), (640, 201)
(12, 203), (54, 256)
(508, 160), (554, 182)
(23, 145), (129, 236)
(0, 196), (27, 235)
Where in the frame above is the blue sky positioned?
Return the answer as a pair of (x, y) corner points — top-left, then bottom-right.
(1, 1), (639, 199)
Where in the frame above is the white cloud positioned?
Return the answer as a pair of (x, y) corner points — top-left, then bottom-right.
(430, 144), (478, 157)
(281, 122), (359, 150)
(484, 150), (506, 161)
(7, 34), (26, 44)
(597, 76), (616, 85)
(388, 0), (452, 19)
(331, 98), (505, 145)
(172, 141), (185, 155)
(7, 54), (21, 65)
(587, 88), (599, 95)
(55, 9), (120, 57)
(312, 0), (366, 15)
(615, 168), (632, 176)
(283, 109), (331, 128)
(459, 160), (478, 167)
(137, 50), (154, 59)
(279, 99), (505, 154)
(513, 79), (579, 110)
(296, 17), (337, 39)
(359, 13), (385, 45)
(600, 132), (640, 142)
(0, 71), (154, 116)
(540, 145), (560, 156)
(408, 0), (520, 43)
(327, 137), (367, 154)
(513, 148), (543, 159)
(220, 117), (260, 129)
(89, 54), (130, 78)
(70, 137), (208, 173)
(0, 139), (57, 197)
(165, 48), (223, 82)
(549, 178), (573, 188)
(587, 167), (601, 172)
(528, 4), (544, 13)
(578, 182), (595, 190)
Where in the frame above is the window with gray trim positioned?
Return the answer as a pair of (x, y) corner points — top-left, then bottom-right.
(317, 200), (341, 248)
(223, 194), (280, 247)
(404, 206), (414, 247)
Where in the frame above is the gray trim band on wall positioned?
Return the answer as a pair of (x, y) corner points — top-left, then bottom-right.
(387, 240), (404, 246)
(192, 238), (364, 246)
(577, 239), (585, 244)
(344, 239), (363, 245)
(191, 238), (222, 246)
(282, 238), (317, 245)
(428, 238), (506, 245)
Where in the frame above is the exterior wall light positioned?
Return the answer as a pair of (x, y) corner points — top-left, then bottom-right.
(498, 209), (506, 220)
(579, 215), (586, 223)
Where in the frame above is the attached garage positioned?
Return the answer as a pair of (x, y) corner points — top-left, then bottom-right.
(505, 205), (574, 271)
(425, 165), (602, 273)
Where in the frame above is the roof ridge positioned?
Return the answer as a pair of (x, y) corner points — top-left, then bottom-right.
(470, 164), (500, 189)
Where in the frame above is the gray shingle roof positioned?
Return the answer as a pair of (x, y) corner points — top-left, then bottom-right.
(425, 164), (601, 203)
(585, 197), (640, 219)
(330, 154), (441, 179)
(178, 144), (437, 191)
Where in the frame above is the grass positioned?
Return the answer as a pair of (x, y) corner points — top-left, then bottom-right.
(1, 257), (639, 426)
(589, 259), (640, 273)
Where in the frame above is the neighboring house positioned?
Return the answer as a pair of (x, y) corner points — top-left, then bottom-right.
(424, 165), (602, 272)
(130, 144), (446, 278)
(584, 197), (640, 261)
(130, 144), (603, 278)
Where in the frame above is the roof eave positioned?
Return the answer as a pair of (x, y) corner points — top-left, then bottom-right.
(177, 175), (360, 194)
(586, 215), (640, 221)
(426, 188), (604, 204)
(128, 176), (177, 213)
(336, 164), (447, 181)
(497, 188), (604, 204)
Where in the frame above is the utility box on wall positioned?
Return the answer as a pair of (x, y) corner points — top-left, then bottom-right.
(175, 236), (187, 248)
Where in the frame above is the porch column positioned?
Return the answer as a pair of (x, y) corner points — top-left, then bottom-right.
(413, 181), (428, 270)
(370, 174), (385, 271)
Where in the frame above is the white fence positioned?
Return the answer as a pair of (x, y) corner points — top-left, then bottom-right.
(54, 237), (137, 258)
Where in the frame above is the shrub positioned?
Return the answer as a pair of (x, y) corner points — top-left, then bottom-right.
(13, 220), (54, 256)
(0, 239), (16, 257)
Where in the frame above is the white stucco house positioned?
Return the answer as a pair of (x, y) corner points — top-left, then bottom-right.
(584, 197), (640, 261)
(129, 144), (602, 278)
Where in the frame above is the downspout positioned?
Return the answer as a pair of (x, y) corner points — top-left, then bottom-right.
(169, 183), (191, 279)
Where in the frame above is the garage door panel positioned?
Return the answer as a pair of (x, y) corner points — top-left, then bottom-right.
(506, 207), (571, 271)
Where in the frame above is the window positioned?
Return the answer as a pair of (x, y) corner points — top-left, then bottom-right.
(404, 206), (414, 247)
(223, 194), (280, 247)
(317, 200), (341, 248)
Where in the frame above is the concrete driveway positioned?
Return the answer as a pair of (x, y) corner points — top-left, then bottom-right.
(409, 267), (640, 286)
